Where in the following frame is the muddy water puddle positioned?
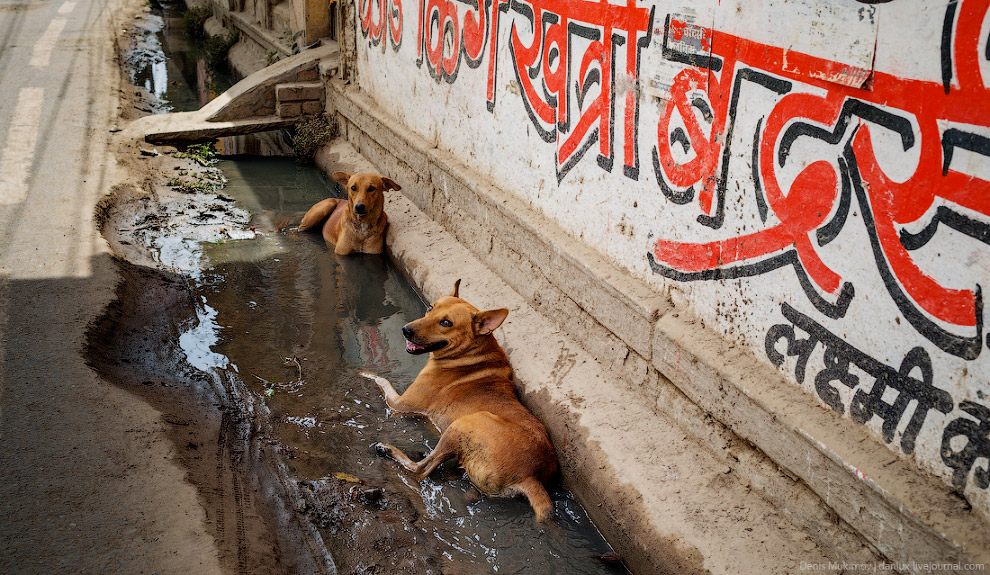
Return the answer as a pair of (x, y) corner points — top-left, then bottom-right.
(169, 157), (627, 574)
(126, 0), (234, 114)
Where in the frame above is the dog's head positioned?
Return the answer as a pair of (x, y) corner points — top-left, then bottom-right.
(332, 171), (401, 220)
(402, 279), (508, 359)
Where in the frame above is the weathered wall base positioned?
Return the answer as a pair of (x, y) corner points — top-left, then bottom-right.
(321, 81), (990, 574)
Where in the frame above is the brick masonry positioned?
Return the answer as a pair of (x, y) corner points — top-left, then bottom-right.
(276, 81), (324, 118)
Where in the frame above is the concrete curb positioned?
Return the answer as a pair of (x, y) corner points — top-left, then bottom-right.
(322, 80), (990, 572)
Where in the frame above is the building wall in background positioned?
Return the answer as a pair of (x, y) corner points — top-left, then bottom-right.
(351, 0), (990, 519)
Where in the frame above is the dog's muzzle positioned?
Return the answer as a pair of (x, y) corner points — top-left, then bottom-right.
(402, 325), (448, 354)
(353, 203), (367, 215)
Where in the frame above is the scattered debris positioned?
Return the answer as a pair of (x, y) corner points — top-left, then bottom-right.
(173, 141), (220, 166)
(292, 113), (337, 164)
(283, 355), (303, 382)
(350, 486), (384, 505)
(592, 551), (624, 565)
(333, 472), (363, 484)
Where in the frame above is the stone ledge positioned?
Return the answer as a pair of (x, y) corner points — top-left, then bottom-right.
(125, 112), (296, 144)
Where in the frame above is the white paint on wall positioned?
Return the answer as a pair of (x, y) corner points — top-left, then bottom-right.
(717, 0), (878, 86)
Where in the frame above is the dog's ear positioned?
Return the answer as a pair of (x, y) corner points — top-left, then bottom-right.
(381, 177), (401, 191)
(473, 308), (508, 336)
(332, 171), (351, 187)
(449, 278), (461, 298)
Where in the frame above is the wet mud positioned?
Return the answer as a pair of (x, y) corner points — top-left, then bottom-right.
(91, 151), (451, 574)
(87, 260), (325, 574)
(87, 253), (453, 574)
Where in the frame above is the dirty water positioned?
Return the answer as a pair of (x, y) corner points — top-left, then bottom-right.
(180, 157), (629, 574)
(124, 0), (234, 114)
(109, 2), (630, 572)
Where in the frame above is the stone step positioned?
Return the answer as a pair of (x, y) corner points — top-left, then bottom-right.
(275, 81), (324, 103)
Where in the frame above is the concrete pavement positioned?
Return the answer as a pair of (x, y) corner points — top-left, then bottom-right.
(0, 0), (222, 572)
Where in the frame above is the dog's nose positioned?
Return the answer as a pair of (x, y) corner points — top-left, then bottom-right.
(354, 203), (367, 214)
(402, 324), (414, 339)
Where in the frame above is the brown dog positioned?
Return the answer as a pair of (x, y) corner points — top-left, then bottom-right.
(299, 171), (400, 255)
(360, 280), (558, 521)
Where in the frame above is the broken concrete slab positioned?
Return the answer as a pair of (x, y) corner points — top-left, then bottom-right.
(124, 42), (337, 144)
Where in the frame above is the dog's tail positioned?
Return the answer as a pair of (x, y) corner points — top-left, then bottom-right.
(517, 476), (554, 522)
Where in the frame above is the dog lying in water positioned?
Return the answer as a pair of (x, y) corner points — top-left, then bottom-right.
(361, 280), (558, 521)
(299, 171), (400, 255)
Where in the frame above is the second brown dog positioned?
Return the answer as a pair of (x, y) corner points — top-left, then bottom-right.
(299, 171), (400, 255)
(361, 280), (559, 521)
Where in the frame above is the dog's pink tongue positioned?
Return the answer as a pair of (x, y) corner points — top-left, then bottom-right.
(406, 340), (425, 352)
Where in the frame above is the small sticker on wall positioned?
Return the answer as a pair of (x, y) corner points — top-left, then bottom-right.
(642, 11), (714, 102)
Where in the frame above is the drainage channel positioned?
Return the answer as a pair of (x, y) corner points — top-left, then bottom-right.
(198, 158), (628, 573)
(103, 1), (631, 573)
(124, 0), (234, 114)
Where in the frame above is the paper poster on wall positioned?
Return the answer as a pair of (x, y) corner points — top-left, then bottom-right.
(642, 9), (714, 102)
(715, 0), (878, 88)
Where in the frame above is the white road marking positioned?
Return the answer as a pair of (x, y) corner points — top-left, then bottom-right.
(0, 88), (46, 206)
(57, 1), (77, 15)
(30, 18), (66, 67)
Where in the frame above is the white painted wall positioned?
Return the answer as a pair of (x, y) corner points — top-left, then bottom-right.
(352, 0), (990, 519)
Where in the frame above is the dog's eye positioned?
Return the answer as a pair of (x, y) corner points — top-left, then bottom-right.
(351, 185), (357, 191)
(439, 319), (453, 328)
(368, 186), (375, 192)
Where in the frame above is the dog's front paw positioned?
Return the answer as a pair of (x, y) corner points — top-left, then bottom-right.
(372, 442), (393, 458)
(358, 371), (391, 388)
